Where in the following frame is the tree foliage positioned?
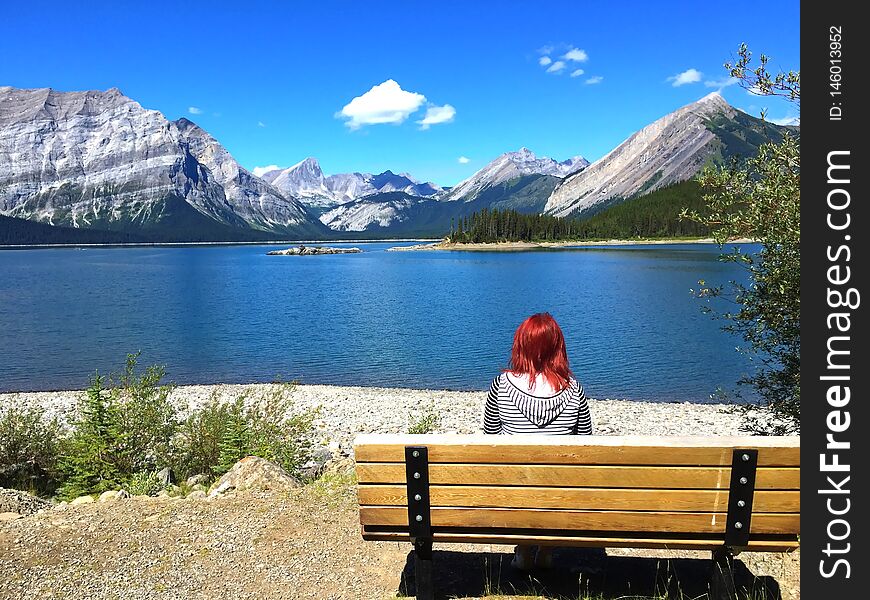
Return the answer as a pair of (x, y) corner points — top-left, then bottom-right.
(683, 46), (800, 434)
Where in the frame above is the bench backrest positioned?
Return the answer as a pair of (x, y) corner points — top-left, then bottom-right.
(354, 434), (800, 552)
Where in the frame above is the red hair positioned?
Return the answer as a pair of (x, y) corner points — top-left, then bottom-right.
(507, 313), (573, 392)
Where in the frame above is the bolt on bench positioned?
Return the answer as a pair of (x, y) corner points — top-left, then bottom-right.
(354, 434), (800, 600)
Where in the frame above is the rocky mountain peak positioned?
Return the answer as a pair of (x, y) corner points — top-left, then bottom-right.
(0, 85), (324, 238)
(544, 93), (749, 218)
(0, 86), (138, 126)
(442, 147), (589, 202)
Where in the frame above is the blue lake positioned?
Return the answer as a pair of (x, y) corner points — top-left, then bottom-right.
(0, 242), (758, 401)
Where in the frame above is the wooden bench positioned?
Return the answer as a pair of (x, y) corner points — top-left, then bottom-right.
(354, 434), (800, 600)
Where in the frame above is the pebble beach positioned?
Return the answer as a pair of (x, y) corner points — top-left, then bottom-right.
(1, 382), (773, 451)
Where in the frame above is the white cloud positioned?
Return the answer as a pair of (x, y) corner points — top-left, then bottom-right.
(769, 115), (800, 126)
(417, 104), (456, 130)
(746, 84), (766, 96)
(257, 121), (266, 127)
(252, 165), (281, 177)
(337, 79), (427, 129)
(585, 76), (604, 85)
(188, 106), (203, 115)
(704, 76), (740, 89)
(570, 69), (585, 78)
(539, 56), (552, 66)
(538, 45), (555, 55)
(458, 156), (470, 164)
(546, 61), (566, 74)
(563, 47), (588, 62)
(668, 68), (703, 87)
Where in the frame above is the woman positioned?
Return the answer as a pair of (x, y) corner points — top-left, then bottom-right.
(484, 312), (592, 570)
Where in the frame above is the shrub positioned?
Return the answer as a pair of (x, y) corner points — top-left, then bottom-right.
(176, 383), (319, 481)
(124, 470), (164, 496)
(172, 393), (232, 481)
(0, 402), (65, 495)
(57, 374), (126, 499)
(215, 397), (250, 475)
(245, 384), (318, 478)
(407, 405), (440, 434)
(110, 352), (178, 474)
(56, 354), (179, 500)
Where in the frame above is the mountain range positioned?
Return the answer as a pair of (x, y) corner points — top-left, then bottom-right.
(0, 86), (793, 243)
(260, 158), (442, 213)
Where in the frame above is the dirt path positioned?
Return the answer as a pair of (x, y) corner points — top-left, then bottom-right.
(0, 477), (799, 600)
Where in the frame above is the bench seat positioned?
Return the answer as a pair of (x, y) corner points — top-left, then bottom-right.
(354, 434), (800, 599)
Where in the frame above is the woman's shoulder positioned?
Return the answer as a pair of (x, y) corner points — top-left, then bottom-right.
(489, 373), (507, 389)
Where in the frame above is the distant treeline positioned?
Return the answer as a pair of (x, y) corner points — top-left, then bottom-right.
(0, 215), (148, 246)
(447, 181), (710, 242)
(450, 209), (581, 242)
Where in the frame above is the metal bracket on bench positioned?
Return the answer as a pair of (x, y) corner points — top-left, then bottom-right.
(724, 448), (758, 547)
(405, 446), (432, 542)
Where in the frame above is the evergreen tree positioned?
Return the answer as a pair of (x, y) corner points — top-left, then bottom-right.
(58, 374), (125, 499)
(215, 398), (250, 475)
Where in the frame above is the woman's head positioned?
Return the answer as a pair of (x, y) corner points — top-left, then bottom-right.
(508, 312), (572, 391)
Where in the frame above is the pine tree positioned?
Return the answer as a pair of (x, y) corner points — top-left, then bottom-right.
(215, 398), (250, 475)
(58, 374), (125, 499)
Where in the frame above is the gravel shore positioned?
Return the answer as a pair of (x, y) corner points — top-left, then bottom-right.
(1, 383), (799, 600)
(1, 382), (765, 452)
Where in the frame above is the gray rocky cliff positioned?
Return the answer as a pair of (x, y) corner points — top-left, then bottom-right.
(0, 86), (322, 237)
(544, 92), (734, 218)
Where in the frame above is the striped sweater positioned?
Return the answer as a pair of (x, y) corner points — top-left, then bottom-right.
(483, 373), (592, 435)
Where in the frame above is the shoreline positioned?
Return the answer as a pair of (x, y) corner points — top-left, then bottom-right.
(389, 237), (756, 251)
(2, 382), (784, 453)
(0, 238), (439, 251)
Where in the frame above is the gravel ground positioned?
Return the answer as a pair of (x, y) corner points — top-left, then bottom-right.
(0, 479), (799, 600)
(1, 384), (798, 599)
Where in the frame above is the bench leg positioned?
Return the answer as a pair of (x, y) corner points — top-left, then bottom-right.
(414, 539), (434, 600)
(709, 547), (737, 600)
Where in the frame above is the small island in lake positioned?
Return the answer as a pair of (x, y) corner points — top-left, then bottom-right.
(267, 244), (362, 256)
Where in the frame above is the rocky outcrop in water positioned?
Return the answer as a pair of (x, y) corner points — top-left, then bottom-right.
(266, 244), (362, 255)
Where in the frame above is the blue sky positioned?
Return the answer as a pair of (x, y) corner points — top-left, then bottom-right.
(2, 1), (799, 186)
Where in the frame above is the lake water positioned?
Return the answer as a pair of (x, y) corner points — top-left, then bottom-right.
(0, 242), (758, 401)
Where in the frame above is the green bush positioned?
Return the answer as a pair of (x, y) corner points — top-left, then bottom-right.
(109, 352), (178, 474)
(172, 392), (232, 481)
(216, 384), (319, 479)
(9, 356), (319, 499)
(57, 374), (126, 499)
(124, 470), (164, 496)
(173, 383), (318, 481)
(0, 402), (65, 495)
(407, 405), (440, 434)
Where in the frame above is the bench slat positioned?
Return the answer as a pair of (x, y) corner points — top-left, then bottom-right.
(359, 528), (800, 553)
(359, 506), (799, 535)
(354, 437), (800, 467)
(357, 485), (800, 513)
(356, 463), (799, 490)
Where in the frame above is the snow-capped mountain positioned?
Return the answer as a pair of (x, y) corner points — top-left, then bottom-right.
(545, 92), (748, 218)
(262, 158), (442, 210)
(0, 86), (326, 239)
(441, 148), (589, 203)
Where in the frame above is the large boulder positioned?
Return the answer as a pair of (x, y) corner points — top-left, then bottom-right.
(208, 457), (301, 498)
(0, 488), (52, 516)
